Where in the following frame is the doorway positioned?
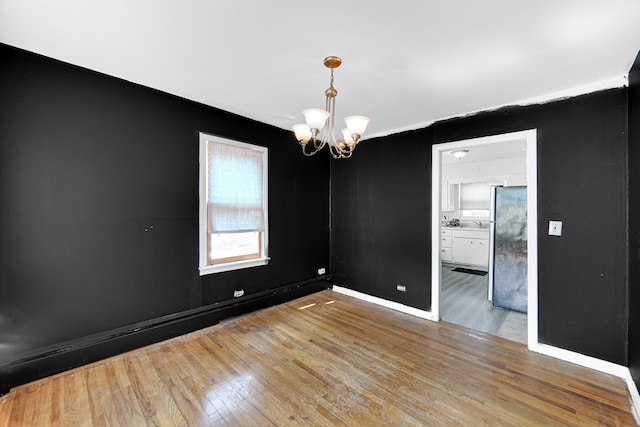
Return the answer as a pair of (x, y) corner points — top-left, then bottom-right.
(430, 129), (538, 350)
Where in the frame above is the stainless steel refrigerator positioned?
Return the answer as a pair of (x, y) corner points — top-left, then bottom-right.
(488, 186), (527, 313)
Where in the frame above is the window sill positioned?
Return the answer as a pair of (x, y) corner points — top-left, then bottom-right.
(199, 257), (270, 275)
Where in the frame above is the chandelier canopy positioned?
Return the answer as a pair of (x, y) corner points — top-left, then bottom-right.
(292, 56), (370, 159)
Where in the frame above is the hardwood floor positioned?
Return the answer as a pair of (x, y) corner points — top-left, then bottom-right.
(0, 290), (636, 426)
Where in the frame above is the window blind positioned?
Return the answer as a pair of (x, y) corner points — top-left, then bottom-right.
(459, 182), (496, 210)
(207, 141), (265, 233)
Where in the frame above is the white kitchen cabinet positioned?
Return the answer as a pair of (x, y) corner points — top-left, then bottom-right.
(441, 181), (458, 211)
(440, 229), (452, 262)
(453, 238), (489, 266)
(450, 229), (489, 267)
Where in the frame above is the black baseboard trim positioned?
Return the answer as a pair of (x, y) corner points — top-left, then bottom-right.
(0, 277), (332, 396)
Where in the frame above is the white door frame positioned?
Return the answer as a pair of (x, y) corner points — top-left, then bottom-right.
(430, 129), (539, 351)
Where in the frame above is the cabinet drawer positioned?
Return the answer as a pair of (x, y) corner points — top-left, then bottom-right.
(440, 247), (452, 262)
(441, 229), (452, 237)
(441, 236), (452, 247)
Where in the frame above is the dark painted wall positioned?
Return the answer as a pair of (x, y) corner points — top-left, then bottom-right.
(0, 44), (329, 371)
(629, 52), (640, 389)
(1, 41), (635, 392)
(434, 90), (628, 364)
(331, 129), (433, 310)
(333, 89), (628, 365)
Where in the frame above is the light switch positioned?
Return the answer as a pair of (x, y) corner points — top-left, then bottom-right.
(548, 220), (562, 236)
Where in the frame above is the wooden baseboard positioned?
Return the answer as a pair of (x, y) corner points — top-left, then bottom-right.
(0, 277), (331, 395)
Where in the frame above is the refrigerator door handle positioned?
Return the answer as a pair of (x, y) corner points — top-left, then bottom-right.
(488, 186), (497, 302)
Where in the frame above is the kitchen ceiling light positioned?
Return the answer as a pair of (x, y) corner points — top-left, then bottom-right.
(292, 56), (370, 159)
(452, 149), (469, 158)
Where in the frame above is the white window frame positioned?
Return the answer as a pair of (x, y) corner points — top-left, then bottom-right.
(199, 133), (269, 275)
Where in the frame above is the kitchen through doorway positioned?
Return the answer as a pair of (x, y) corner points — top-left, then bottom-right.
(430, 130), (538, 350)
(440, 263), (527, 343)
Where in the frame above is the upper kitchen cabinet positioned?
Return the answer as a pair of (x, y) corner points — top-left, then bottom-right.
(441, 181), (458, 212)
(440, 144), (526, 221)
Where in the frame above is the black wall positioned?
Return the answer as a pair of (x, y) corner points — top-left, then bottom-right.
(629, 52), (640, 390)
(331, 129), (433, 310)
(333, 89), (628, 365)
(0, 44), (330, 391)
(1, 41), (637, 395)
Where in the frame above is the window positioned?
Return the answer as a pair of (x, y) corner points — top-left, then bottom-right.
(459, 181), (503, 219)
(199, 133), (269, 274)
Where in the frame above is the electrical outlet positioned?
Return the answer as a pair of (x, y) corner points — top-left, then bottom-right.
(317, 267), (326, 275)
(233, 289), (244, 298)
(396, 284), (406, 292)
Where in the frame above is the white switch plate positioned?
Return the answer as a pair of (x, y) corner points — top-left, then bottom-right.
(548, 220), (562, 236)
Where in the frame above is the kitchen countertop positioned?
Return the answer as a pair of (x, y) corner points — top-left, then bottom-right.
(442, 226), (489, 232)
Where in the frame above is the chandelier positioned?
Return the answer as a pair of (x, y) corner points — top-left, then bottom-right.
(292, 56), (370, 159)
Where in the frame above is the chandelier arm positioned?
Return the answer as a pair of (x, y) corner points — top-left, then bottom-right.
(329, 96), (337, 148)
(303, 139), (325, 156)
(329, 144), (343, 159)
(303, 148), (321, 157)
(330, 142), (354, 159)
(324, 97), (330, 144)
(342, 148), (354, 158)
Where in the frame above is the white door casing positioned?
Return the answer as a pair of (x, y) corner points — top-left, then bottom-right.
(430, 129), (539, 351)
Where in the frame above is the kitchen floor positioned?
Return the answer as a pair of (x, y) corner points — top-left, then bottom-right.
(441, 264), (527, 344)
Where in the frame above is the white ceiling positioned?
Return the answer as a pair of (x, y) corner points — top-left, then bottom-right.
(2, 1), (640, 141)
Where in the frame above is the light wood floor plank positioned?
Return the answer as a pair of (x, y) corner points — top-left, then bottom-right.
(127, 353), (186, 427)
(0, 290), (637, 426)
(0, 392), (15, 427)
